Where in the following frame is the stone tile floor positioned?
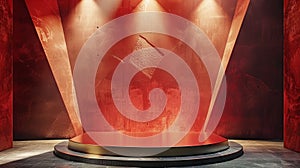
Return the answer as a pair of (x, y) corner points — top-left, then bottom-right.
(0, 140), (299, 168)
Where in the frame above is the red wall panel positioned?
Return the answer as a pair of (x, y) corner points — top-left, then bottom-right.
(284, 0), (300, 152)
(13, 0), (75, 139)
(0, 0), (13, 151)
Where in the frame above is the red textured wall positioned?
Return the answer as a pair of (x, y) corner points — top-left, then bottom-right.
(0, 0), (13, 151)
(13, 0), (283, 140)
(215, 0), (283, 139)
(284, 0), (300, 152)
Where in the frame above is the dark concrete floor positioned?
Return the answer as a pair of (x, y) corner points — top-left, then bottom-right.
(0, 140), (299, 168)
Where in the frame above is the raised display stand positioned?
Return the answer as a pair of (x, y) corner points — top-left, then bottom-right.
(54, 132), (243, 167)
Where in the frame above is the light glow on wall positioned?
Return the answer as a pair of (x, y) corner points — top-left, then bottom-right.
(191, 0), (232, 57)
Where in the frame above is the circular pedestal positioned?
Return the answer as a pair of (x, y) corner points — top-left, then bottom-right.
(54, 133), (243, 167)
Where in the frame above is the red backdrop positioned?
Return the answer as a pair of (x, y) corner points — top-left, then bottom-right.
(215, 0), (283, 139)
(0, 0), (13, 151)
(284, 0), (300, 152)
(12, 0), (283, 140)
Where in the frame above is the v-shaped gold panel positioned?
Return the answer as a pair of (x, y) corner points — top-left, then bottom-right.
(202, 0), (250, 136)
(25, 0), (82, 135)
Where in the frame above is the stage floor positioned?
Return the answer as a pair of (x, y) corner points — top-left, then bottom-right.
(0, 140), (299, 167)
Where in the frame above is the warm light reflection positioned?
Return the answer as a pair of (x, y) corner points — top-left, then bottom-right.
(129, 0), (171, 79)
(62, 0), (123, 69)
(93, 0), (122, 18)
(132, 0), (167, 34)
(133, 0), (165, 12)
(202, 0), (219, 9)
(192, 0), (231, 57)
(143, 0), (151, 10)
(69, 0), (103, 27)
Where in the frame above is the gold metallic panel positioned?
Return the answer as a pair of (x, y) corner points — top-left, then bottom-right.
(25, 0), (82, 135)
(201, 0), (250, 135)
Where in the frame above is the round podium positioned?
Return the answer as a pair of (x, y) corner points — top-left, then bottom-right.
(54, 132), (243, 167)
